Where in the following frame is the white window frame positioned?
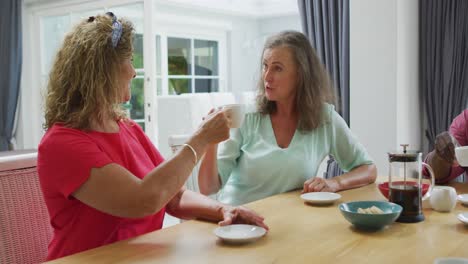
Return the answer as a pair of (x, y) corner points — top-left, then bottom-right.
(156, 32), (227, 95)
(22, 0), (231, 148)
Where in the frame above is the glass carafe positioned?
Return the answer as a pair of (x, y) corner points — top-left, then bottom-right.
(388, 144), (435, 223)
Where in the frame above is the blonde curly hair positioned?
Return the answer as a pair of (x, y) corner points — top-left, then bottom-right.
(44, 13), (134, 130)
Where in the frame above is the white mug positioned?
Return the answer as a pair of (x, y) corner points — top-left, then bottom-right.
(429, 186), (457, 212)
(455, 146), (468, 166)
(222, 104), (245, 128)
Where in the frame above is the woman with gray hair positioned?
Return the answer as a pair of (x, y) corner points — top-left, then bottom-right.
(38, 13), (267, 260)
(198, 30), (377, 206)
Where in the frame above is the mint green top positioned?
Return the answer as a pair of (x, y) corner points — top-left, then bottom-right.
(217, 103), (373, 206)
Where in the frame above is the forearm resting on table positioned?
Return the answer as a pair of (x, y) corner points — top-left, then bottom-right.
(198, 145), (222, 195)
(166, 188), (225, 222)
(332, 164), (377, 191)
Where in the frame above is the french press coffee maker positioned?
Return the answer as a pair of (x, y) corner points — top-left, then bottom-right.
(388, 144), (435, 223)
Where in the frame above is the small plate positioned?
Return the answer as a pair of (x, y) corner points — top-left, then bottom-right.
(300, 192), (341, 205)
(457, 194), (468, 206)
(457, 213), (468, 225)
(213, 224), (266, 244)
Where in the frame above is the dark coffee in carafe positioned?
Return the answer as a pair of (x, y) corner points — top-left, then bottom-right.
(389, 183), (423, 222)
(388, 145), (435, 223)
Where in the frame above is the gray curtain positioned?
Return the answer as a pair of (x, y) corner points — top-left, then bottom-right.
(298, 0), (349, 178)
(0, 0), (22, 151)
(420, 0), (468, 153)
(298, 0), (349, 124)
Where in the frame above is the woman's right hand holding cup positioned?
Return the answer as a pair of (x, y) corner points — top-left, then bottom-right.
(196, 109), (231, 145)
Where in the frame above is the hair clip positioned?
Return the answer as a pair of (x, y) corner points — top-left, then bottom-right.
(106, 12), (122, 48)
(87, 16), (95, 22)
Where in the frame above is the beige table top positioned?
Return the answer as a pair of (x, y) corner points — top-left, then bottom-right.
(47, 182), (468, 264)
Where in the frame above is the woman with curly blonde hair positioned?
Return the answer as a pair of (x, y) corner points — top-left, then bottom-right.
(198, 31), (376, 206)
(38, 13), (267, 260)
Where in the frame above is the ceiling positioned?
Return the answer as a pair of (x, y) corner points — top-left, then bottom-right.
(24, 0), (299, 18)
(158, 0), (299, 17)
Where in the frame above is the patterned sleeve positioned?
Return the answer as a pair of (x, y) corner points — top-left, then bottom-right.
(328, 107), (374, 172)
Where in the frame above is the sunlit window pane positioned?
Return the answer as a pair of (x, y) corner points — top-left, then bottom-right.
(194, 39), (218, 76)
(156, 77), (163, 95)
(130, 78), (145, 120)
(195, 79), (219, 93)
(156, 35), (162, 75)
(41, 15), (70, 75)
(168, 37), (191, 75)
(133, 33), (144, 69)
(169, 78), (191, 94)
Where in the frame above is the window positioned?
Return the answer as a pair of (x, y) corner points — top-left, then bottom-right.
(38, 2), (225, 133)
(155, 34), (223, 95)
(41, 15), (71, 75)
(26, 0), (302, 152)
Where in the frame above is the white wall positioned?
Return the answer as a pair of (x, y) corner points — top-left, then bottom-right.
(258, 15), (301, 36)
(227, 19), (262, 96)
(396, 0), (420, 153)
(350, 0), (420, 175)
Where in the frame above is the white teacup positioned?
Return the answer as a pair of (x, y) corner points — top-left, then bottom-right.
(222, 104), (245, 128)
(455, 146), (468, 166)
(429, 186), (457, 212)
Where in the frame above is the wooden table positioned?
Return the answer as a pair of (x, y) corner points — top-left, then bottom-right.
(47, 183), (468, 264)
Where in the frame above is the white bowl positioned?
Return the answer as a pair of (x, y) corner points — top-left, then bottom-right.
(213, 224), (266, 244)
(455, 146), (468, 166)
(300, 192), (341, 205)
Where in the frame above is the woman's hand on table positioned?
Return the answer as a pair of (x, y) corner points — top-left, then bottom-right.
(219, 205), (269, 231)
(302, 177), (339, 193)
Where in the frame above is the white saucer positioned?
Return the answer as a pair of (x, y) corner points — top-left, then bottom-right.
(300, 192), (341, 205)
(457, 194), (468, 206)
(213, 224), (266, 244)
(457, 213), (468, 225)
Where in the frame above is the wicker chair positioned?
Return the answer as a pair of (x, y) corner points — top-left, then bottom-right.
(0, 150), (52, 264)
